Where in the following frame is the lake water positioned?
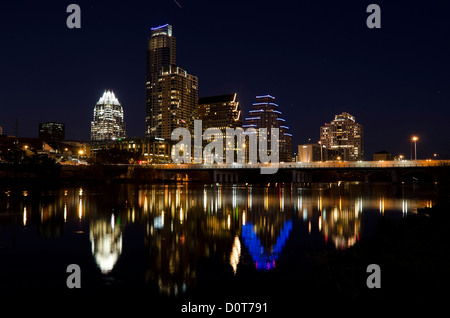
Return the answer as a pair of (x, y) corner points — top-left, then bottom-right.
(0, 181), (439, 309)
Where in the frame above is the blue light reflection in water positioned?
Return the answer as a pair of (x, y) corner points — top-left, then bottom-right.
(242, 220), (293, 271)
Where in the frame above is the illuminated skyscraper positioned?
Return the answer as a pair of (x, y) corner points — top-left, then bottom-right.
(198, 93), (242, 162)
(146, 24), (198, 139)
(198, 93), (242, 131)
(91, 90), (126, 141)
(243, 95), (292, 162)
(320, 112), (364, 161)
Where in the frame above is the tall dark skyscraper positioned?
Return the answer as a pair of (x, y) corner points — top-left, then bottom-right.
(243, 95), (293, 162)
(39, 122), (65, 141)
(146, 24), (198, 139)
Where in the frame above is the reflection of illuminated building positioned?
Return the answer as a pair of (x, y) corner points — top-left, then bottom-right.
(297, 187), (362, 249)
(89, 215), (123, 274)
(230, 236), (241, 274)
(141, 185), (198, 296)
(321, 202), (361, 249)
(242, 220), (292, 270)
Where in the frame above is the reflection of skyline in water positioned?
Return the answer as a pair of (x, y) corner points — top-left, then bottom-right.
(0, 182), (438, 294)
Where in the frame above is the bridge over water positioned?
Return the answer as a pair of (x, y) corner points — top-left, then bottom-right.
(140, 160), (450, 183)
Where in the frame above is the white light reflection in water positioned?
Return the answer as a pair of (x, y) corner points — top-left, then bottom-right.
(78, 198), (83, 220)
(90, 216), (123, 274)
(229, 236), (241, 275)
(23, 206), (27, 226)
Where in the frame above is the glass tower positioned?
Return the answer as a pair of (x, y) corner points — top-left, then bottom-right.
(145, 24), (198, 139)
(91, 90), (126, 141)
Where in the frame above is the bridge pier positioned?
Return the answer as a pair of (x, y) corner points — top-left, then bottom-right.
(162, 171), (188, 182)
(292, 171), (311, 183)
(213, 170), (239, 183)
(364, 174), (370, 183)
(391, 170), (399, 183)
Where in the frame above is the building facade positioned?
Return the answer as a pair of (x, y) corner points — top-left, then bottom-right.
(297, 143), (344, 162)
(298, 144), (325, 162)
(155, 65), (198, 140)
(87, 137), (172, 164)
(91, 90), (126, 141)
(373, 150), (393, 161)
(145, 24), (198, 139)
(243, 95), (292, 162)
(198, 93), (242, 163)
(39, 122), (65, 141)
(198, 93), (242, 131)
(320, 112), (364, 161)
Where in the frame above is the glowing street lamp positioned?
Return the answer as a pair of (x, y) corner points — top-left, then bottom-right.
(411, 136), (418, 160)
(318, 141), (323, 162)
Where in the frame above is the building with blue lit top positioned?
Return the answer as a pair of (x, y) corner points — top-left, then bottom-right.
(243, 95), (293, 162)
(146, 24), (198, 140)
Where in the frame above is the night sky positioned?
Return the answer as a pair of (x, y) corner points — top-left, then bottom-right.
(1, 0), (449, 159)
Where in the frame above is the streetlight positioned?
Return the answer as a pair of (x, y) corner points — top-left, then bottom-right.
(411, 136), (418, 160)
(318, 141), (323, 162)
(78, 150), (84, 164)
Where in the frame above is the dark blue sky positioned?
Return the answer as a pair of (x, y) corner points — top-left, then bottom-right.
(1, 0), (449, 159)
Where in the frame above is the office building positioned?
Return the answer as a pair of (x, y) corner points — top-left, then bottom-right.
(320, 112), (363, 161)
(297, 143), (344, 162)
(198, 93), (242, 131)
(91, 90), (126, 141)
(146, 24), (198, 139)
(298, 144), (325, 162)
(373, 150), (393, 161)
(198, 93), (242, 163)
(243, 95), (292, 162)
(155, 65), (198, 140)
(39, 122), (65, 141)
(88, 137), (172, 164)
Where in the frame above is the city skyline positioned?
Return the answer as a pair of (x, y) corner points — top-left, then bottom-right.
(1, 1), (450, 159)
(2, 1), (450, 309)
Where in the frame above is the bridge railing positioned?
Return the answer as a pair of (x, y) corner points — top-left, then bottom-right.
(142, 160), (450, 170)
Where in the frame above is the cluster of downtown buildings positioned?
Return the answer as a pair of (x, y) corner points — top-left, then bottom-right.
(0, 24), (364, 164)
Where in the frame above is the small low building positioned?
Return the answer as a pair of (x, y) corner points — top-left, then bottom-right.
(87, 137), (172, 164)
(373, 150), (393, 161)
